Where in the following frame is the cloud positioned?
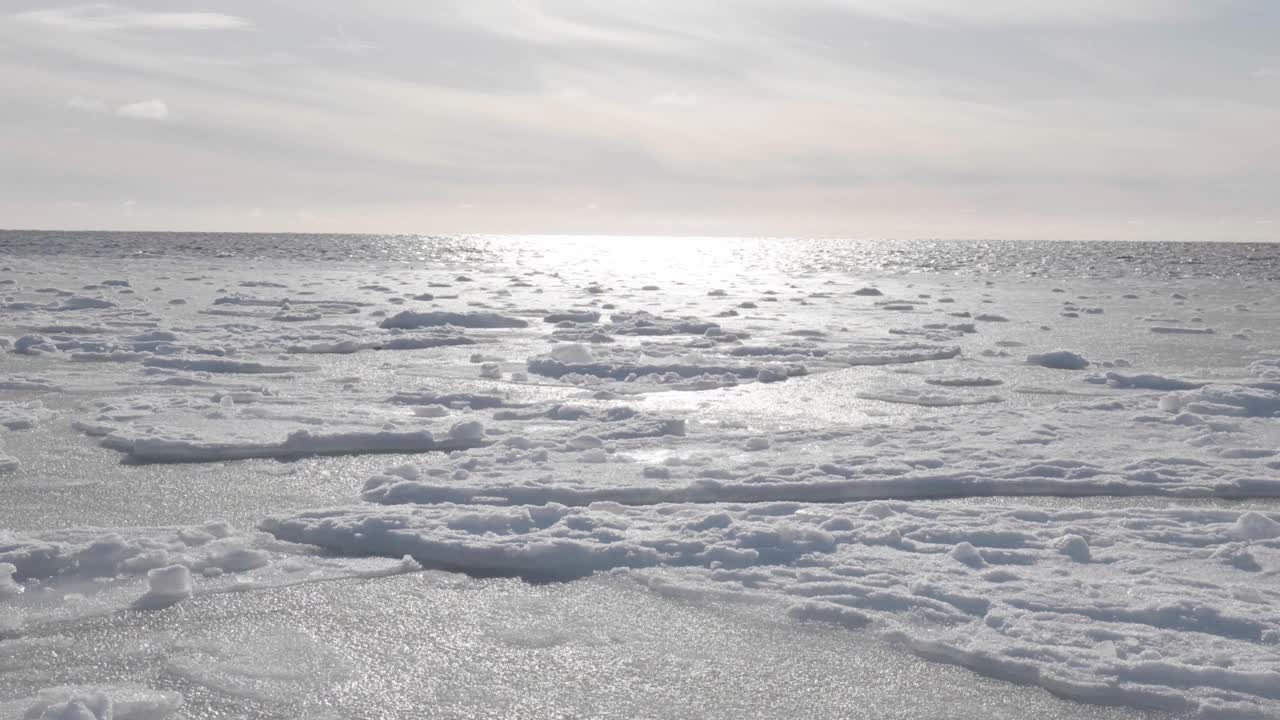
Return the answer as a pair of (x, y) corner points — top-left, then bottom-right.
(176, 52), (302, 69)
(69, 96), (170, 120)
(825, 0), (1207, 26)
(2, 1), (1276, 240)
(67, 95), (107, 112)
(316, 27), (378, 55)
(653, 91), (699, 107)
(116, 99), (169, 120)
(12, 4), (249, 32)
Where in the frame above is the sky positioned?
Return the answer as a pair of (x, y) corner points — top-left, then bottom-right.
(1, 1), (1278, 240)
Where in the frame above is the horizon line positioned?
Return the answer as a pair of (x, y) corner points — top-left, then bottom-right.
(2, 227), (1274, 244)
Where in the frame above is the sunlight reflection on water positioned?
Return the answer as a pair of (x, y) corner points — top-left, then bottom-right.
(4, 230), (1276, 280)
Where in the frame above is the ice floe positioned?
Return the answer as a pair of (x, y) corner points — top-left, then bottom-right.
(263, 500), (1280, 717)
(1027, 350), (1091, 370)
(379, 310), (528, 329)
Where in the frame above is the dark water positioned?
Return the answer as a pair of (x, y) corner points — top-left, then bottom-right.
(2, 230), (1278, 281)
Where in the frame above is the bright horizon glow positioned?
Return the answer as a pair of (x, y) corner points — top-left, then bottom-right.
(2, 1), (1278, 242)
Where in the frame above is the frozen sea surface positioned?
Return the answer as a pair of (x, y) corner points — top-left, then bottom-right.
(3, 233), (1280, 719)
(2, 573), (1162, 720)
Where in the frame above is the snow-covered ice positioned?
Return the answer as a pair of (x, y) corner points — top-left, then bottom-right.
(262, 500), (1280, 715)
(8, 685), (183, 720)
(1027, 349), (1091, 370)
(4, 235), (1280, 719)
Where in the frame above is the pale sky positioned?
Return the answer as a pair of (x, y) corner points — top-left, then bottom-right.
(2, 1), (1278, 240)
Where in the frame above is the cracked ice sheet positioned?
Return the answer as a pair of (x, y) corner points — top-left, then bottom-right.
(0, 521), (421, 628)
(0, 572), (1157, 720)
(69, 386), (688, 464)
(5, 244), (1280, 720)
(262, 500), (1280, 719)
(352, 387), (1280, 507)
(0, 522), (418, 720)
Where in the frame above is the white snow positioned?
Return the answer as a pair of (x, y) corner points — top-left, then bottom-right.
(549, 343), (595, 364)
(11, 685), (183, 720)
(0, 440), (18, 473)
(1160, 385), (1280, 418)
(114, 426), (487, 463)
(379, 310), (528, 329)
(0, 401), (54, 430)
(134, 564), (192, 608)
(1229, 512), (1280, 541)
(0, 562), (20, 598)
(142, 357), (314, 374)
(262, 499), (1280, 716)
(858, 388), (1003, 407)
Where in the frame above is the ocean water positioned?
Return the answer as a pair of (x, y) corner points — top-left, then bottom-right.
(2, 232), (1279, 719)
(4, 230), (1280, 279)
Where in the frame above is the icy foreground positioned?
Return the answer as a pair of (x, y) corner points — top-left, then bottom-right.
(264, 502), (1280, 715)
(3, 237), (1280, 718)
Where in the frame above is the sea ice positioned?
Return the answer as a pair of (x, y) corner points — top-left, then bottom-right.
(6, 239), (1280, 719)
(134, 565), (192, 609)
(1026, 350), (1090, 370)
(379, 310), (528, 329)
(262, 500), (1280, 717)
(10, 685), (183, 720)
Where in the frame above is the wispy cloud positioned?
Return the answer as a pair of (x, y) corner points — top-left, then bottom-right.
(826, 0), (1207, 26)
(67, 95), (107, 112)
(316, 26), (378, 56)
(653, 91), (699, 107)
(116, 99), (169, 120)
(12, 4), (249, 32)
(176, 52), (302, 69)
(2, 1), (1276, 239)
(68, 96), (171, 120)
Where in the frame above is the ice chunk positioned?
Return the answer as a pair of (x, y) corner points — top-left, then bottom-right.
(379, 311), (527, 329)
(448, 421), (486, 443)
(0, 561), (20, 597)
(1026, 350), (1089, 370)
(0, 442), (17, 473)
(1054, 534), (1090, 562)
(59, 296), (115, 311)
(142, 357), (312, 374)
(550, 343), (595, 364)
(567, 434), (604, 450)
(134, 565), (192, 609)
(16, 685), (183, 720)
(858, 389), (1002, 407)
(1161, 385), (1280, 417)
(830, 345), (961, 366)
(949, 542), (986, 567)
(1228, 512), (1280, 541)
(1101, 372), (1202, 391)
(115, 427), (486, 463)
(925, 377), (1003, 387)
(412, 405), (450, 418)
(1150, 326), (1215, 335)
(543, 310), (600, 323)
